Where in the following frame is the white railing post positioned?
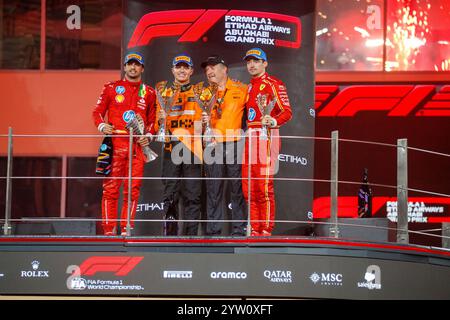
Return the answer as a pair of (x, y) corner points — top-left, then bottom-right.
(330, 130), (339, 238)
(3, 127), (13, 235)
(397, 138), (409, 244)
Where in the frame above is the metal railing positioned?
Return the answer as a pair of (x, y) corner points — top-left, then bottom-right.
(1, 127), (450, 249)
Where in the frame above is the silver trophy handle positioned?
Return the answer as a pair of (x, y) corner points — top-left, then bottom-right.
(125, 117), (158, 163)
(143, 146), (158, 162)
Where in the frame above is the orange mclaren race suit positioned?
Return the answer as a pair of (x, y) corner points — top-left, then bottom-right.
(242, 72), (292, 235)
(205, 78), (248, 236)
(93, 79), (156, 235)
(153, 82), (203, 236)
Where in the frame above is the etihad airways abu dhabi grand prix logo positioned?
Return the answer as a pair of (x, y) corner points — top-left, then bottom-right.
(128, 9), (301, 49)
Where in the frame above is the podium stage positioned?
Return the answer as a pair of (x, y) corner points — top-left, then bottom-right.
(0, 236), (449, 299)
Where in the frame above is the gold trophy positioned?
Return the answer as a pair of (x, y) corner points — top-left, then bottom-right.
(256, 93), (277, 140)
(193, 82), (218, 147)
(155, 81), (180, 142)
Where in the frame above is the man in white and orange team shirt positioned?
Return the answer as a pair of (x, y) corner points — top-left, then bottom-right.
(201, 55), (248, 236)
(242, 48), (292, 236)
(92, 52), (156, 236)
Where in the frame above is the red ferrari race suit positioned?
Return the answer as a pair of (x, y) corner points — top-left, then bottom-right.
(92, 79), (156, 234)
(242, 72), (292, 235)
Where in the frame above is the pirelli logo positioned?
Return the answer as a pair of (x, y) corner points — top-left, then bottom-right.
(175, 56), (192, 63)
(246, 49), (262, 56)
(126, 53), (143, 61)
(163, 271), (193, 279)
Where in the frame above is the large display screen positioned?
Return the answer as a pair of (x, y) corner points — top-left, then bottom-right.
(313, 83), (450, 245)
(123, 0), (316, 235)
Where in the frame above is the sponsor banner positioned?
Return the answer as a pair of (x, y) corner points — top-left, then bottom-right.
(0, 251), (449, 298)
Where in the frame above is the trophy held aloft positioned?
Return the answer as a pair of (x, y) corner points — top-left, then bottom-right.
(256, 93), (277, 141)
(193, 82), (218, 147)
(155, 81), (180, 142)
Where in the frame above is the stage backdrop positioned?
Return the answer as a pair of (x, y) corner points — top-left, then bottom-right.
(123, 0), (316, 235)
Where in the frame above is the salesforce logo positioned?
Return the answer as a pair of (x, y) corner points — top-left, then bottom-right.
(248, 108), (256, 121)
(210, 271), (247, 280)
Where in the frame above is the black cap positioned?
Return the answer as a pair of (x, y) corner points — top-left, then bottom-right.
(201, 55), (227, 69)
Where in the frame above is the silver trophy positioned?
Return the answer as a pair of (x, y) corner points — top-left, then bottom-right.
(256, 93), (277, 140)
(193, 82), (218, 147)
(155, 81), (180, 142)
(126, 113), (158, 163)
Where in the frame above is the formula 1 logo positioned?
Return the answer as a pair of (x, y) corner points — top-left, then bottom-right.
(315, 85), (450, 117)
(128, 9), (301, 49)
(66, 256), (144, 291)
(76, 256), (144, 276)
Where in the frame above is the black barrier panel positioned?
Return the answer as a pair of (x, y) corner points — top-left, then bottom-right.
(122, 0), (316, 236)
(0, 247), (449, 299)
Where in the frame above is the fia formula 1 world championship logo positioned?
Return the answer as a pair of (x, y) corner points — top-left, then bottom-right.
(66, 256), (144, 291)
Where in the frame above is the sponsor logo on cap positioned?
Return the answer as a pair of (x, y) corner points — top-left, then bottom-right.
(175, 55), (191, 63)
(246, 49), (262, 56)
(126, 53), (143, 62)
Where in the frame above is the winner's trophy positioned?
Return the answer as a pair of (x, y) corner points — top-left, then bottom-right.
(155, 81), (180, 142)
(256, 93), (277, 140)
(126, 114), (158, 163)
(193, 82), (218, 147)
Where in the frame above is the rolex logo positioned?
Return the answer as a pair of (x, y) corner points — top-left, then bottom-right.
(31, 260), (40, 270)
(21, 260), (49, 278)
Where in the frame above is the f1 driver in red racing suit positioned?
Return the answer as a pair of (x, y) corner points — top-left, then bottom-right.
(92, 52), (156, 236)
(242, 48), (292, 236)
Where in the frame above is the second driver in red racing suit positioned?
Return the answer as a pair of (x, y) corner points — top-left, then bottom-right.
(242, 48), (292, 236)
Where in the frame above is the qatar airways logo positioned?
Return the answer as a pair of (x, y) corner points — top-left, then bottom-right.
(315, 85), (450, 117)
(128, 9), (301, 49)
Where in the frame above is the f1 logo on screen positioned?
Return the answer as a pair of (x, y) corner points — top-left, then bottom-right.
(127, 9), (301, 49)
(315, 85), (450, 117)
